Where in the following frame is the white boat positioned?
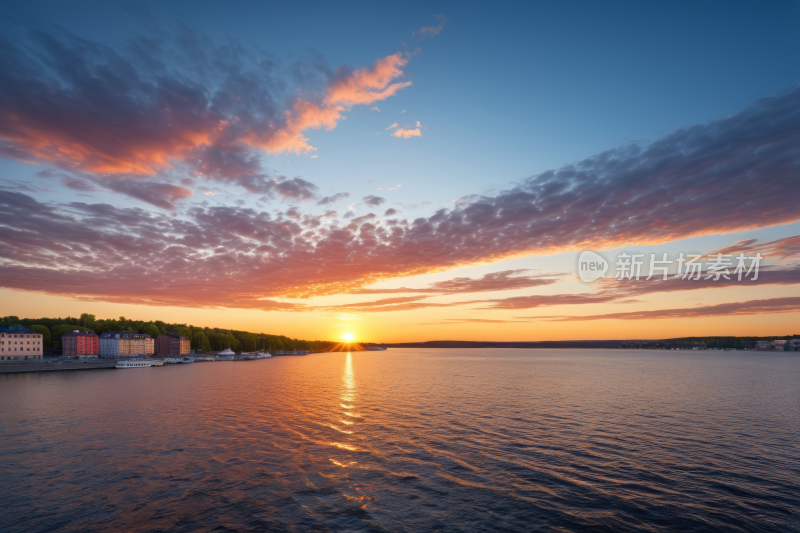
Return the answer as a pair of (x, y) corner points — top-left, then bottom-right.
(216, 355), (234, 361)
(274, 350), (307, 356)
(164, 357), (181, 364)
(193, 356), (215, 362)
(180, 357), (194, 364)
(116, 360), (153, 369)
(150, 359), (165, 366)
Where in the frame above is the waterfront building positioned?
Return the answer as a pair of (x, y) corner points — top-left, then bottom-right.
(0, 325), (44, 361)
(155, 332), (190, 355)
(62, 330), (99, 357)
(755, 341), (771, 351)
(99, 331), (155, 358)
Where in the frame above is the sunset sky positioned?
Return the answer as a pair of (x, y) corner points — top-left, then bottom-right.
(1, 1), (800, 342)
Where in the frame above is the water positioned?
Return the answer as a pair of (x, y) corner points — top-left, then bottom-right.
(1, 349), (800, 532)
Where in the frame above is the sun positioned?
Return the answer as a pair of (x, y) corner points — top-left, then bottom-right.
(343, 333), (354, 342)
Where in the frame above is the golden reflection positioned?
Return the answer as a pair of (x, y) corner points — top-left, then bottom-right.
(330, 459), (357, 467)
(343, 353), (355, 391)
(329, 442), (359, 451)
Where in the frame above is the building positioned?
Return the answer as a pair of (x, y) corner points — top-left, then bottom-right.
(755, 341), (771, 351)
(62, 330), (99, 357)
(155, 332), (190, 355)
(0, 325), (44, 361)
(99, 331), (155, 358)
(787, 339), (800, 351)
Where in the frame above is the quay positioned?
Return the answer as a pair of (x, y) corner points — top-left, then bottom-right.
(0, 359), (118, 374)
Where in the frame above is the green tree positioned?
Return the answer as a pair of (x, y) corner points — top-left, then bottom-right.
(29, 325), (52, 350)
(79, 313), (96, 328)
(1, 315), (20, 325)
(141, 324), (161, 340)
(174, 326), (192, 340)
(193, 332), (212, 353)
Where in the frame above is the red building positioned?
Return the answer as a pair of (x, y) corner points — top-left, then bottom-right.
(155, 332), (190, 355)
(62, 330), (99, 356)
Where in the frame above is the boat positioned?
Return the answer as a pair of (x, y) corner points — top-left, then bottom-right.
(150, 359), (165, 366)
(193, 356), (215, 362)
(164, 357), (181, 364)
(180, 357), (194, 364)
(274, 350), (308, 356)
(115, 359), (153, 369)
(216, 355), (234, 361)
(241, 350), (271, 360)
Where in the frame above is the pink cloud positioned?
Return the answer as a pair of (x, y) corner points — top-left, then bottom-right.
(392, 128), (421, 139)
(0, 26), (412, 201)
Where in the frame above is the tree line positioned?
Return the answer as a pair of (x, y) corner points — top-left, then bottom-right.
(0, 314), (336, 353)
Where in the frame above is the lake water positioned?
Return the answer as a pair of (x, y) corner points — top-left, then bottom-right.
(1, 349), (799, 532)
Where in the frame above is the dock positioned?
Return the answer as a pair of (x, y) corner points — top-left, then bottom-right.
(0, 359), (118, 374)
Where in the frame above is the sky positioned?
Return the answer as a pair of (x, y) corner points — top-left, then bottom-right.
(1, 0), (800, 343)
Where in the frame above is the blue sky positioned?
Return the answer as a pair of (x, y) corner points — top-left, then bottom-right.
(5, 0), (799, 212)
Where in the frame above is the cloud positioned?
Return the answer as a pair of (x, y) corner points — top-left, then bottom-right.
(310, 155), (318, 159)
(384, 208), (398, 216)
(1, 84), (800, 307)
(62, 177), (98, 192)
(386, 123), (399, 130)
(203, 192), (216, 196)
(362, 195), (386, 207)
(100, 180), (193, 210)
(0, 23), (411, 201)
(316, 192), (350, 206)
(392, 127), (421, 138)
(542, 297), (800, 322)
(479, 262), (800, 310)
(706, 235), (800, 262)
(370, 107), (380, 112)
(352, 270), (559, 295)
(323, 296), (466, 313)
(418, 15), (447, 38)
(347, 202), (358, 210)
(401, 110), (406, 113)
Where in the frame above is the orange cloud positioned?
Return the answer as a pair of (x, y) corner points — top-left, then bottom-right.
(326, 53), (412, 107)
(0, 27), (412, 190)
(392, 128), (421, 138)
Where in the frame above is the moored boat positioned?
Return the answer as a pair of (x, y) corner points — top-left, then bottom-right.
(115, 359), (153, 369)
(180, 357), (194, 364)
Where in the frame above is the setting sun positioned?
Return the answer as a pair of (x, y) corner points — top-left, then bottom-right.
(343, 333), (354, 342)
